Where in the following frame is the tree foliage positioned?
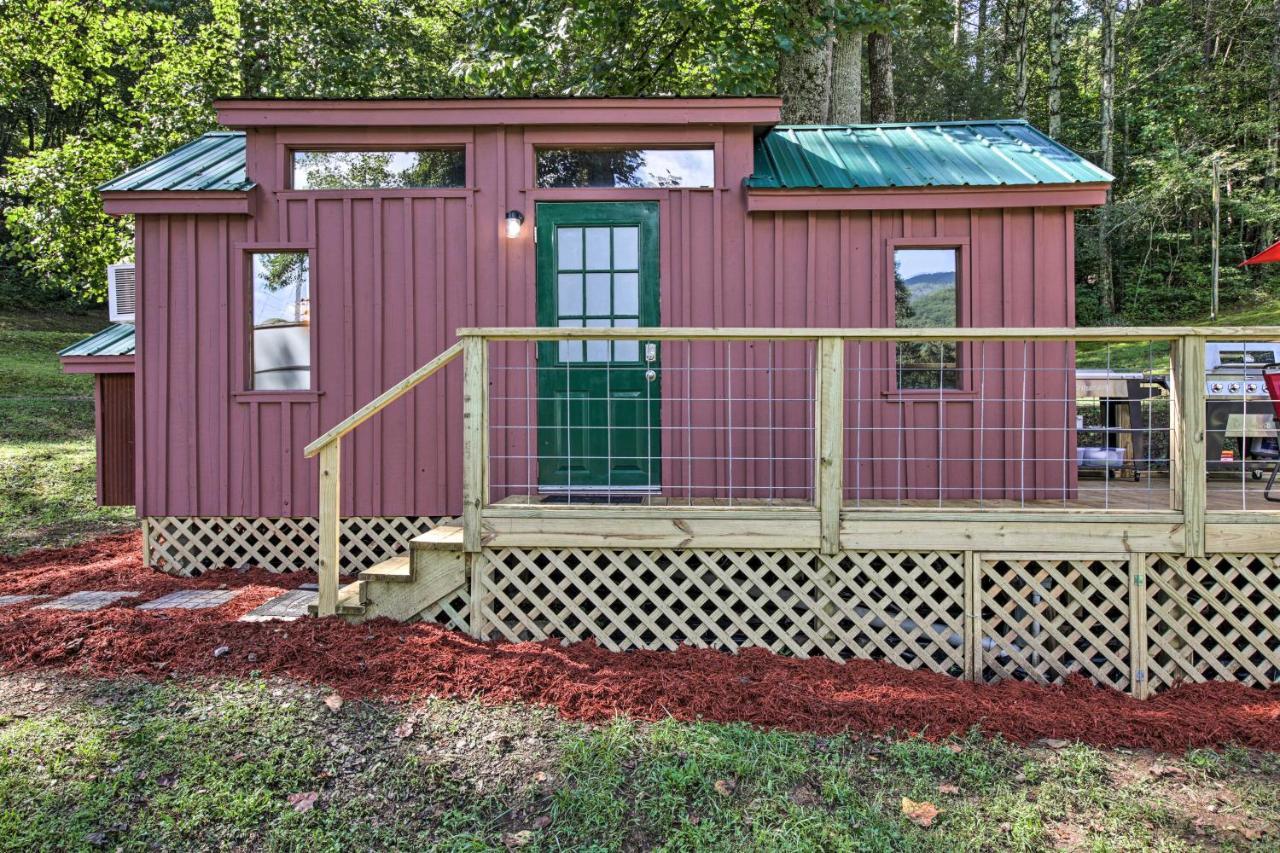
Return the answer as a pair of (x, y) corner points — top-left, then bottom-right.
(1, 0), (1278, 323)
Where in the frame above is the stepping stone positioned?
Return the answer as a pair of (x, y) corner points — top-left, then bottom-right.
(0, 594), (50, 608)
(137, 589), (241, 611)
(34, 591), (140, 611)
(239, 589), (316, 622)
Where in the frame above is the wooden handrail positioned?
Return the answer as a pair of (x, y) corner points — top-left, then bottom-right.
(306, 339), (463, 616)
(304, 341), (463, 458)
(457, 325), (1280, 342)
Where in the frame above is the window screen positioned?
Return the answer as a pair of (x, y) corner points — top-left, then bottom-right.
(894, 248), (959, 390)
(251, 252), (311, 391)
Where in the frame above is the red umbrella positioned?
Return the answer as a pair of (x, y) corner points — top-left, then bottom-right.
(1241, 238), (1280, 266)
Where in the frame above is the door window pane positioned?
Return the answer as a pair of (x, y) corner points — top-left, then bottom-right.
(613, 272), (639, 316)
(894, 248), (959, 390)
(613, 227), (638, 269)
(557, 273), (583, 316)
(536, 149), (713, 188)
(585, 273), (611, 315)
(585, 319), (610, 362)
(292, 150), (465, 189)
(251, 252), (311, 390)
(557, 227), (583, 270)
(613, 317), (640, 362)
(584, 227), (611, 269)
(558, 318), (583, 363)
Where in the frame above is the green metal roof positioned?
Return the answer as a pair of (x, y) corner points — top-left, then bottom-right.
(59, 323), (136, 358)
(99, 132), (253, 192)
(748, 121), (1112, 190)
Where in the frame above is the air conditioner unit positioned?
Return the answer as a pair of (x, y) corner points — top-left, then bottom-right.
(107, 263), (136, 323)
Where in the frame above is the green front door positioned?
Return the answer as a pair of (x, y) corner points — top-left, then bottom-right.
(536, 202), (660, 491)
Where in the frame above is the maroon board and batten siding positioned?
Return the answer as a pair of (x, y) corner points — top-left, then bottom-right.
(126, 99), (1100, 519)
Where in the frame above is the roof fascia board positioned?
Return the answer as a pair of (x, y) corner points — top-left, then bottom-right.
(215, 98), (783, 128)
(60, 355), (136, 374)
(745, 184), (1110, 212)
(102, 190), (254, 216)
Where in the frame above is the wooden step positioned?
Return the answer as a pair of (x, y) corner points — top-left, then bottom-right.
(409, 524), (464, 552)
(359, 553), (412, 584)
(308, 580), (365, 617)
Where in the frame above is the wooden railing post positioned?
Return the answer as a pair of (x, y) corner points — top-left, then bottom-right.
(317, 441), (340, 617)
(814, 337), (844, 555)
(1169, 334), (1206, 557)
(462, 335), (489, 552)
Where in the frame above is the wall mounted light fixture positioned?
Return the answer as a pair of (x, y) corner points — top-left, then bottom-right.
(505, 210), (525, 239)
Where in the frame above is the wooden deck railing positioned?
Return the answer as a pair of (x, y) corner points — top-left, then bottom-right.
(303, 326), (1280, 616)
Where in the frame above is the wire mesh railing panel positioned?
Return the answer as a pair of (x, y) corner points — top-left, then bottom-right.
(843, 338), (1175, 510)
(486, 337), (816, 507)
(1201, 339), (1280, 511)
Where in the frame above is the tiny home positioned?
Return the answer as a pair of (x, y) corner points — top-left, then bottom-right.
(79, 97), (1107, 542)
(66, 97), (1280, 695)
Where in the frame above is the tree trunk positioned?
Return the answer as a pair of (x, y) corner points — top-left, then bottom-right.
(975, 0), (989, 81)
(953, 0), (965, 47)
(1099, 0), (1117, 314)
(778, 27), (833, 124)
(867, 31), (896, 122)
(830, 31), (863, 123)
(1048, 0), (1064, 136)
(1012, 0), (1030, 118)
(1267, 0), (1280, 244)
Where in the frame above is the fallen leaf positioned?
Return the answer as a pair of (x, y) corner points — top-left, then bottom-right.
(503, 830), (534, 848)
(392, 721), (414, 739)
(212, 645), (230, 658)
(1042, 738), (1070, 749)
(938, 783), (960, 795)
(945, 743), (963, 754)
(902, 797), (939, 828)
(323, 694), (344, 713)
(287, 791), (318, 813)
(714, 779), (736, 796)
(531, 815), (551, 829)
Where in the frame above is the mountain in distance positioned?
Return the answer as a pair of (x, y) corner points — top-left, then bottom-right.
(902, 270), (955, 297)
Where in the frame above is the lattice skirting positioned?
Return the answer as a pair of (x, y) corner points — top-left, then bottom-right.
(142, 516), (446, 577)
(470, 547), (1280, 696)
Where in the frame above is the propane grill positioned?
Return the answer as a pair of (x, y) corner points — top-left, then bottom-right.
(1204, 342), (1280, 475)
(1204, 343), (1280, 398)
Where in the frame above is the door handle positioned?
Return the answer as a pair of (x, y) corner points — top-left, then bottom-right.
(645, 369), (657, 382)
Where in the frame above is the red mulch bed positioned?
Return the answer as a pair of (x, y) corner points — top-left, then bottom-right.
(1, 533), (1278, 752)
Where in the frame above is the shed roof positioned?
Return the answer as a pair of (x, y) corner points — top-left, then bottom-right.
(747, 121), (1111, 190)
(59, 323), (136, 358)
(98, 132), (253, 192)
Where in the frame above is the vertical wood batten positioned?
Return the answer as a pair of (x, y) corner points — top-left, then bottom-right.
(317, 442), (341, 616)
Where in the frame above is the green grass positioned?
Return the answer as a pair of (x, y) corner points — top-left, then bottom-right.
(0, 309), (134, 553)
(0, 675), (1275, 851)
(1078, 294), (1280, 370)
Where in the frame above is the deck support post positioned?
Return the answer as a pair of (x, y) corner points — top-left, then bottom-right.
(964, 551), (982, 681)
(462, 336), (489, 553)
(1127, 552), (1149, 699)
(814, 337), (844, 555)
(1170, 334), (1206, 558)
(317, 442), (341, 617)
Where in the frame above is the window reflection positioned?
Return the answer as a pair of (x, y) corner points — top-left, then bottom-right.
(251, 252), (311, 390)
(536, 149), (713, 188)
(292, 150), (465, 189)
(894, 248), (959, 390)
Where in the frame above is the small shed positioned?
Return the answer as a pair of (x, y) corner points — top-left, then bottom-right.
(59, 323), (136, 506)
